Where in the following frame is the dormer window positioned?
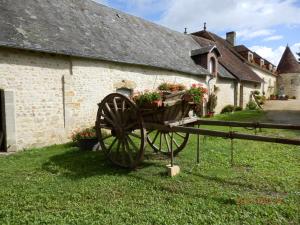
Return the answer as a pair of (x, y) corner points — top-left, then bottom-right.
(269, 64), (273, 71)
(248, 52), (254, 62)
(260, 59), (264, 67)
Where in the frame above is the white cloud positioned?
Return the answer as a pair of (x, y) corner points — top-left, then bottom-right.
(237, 29), (274, 40)
(250, 43), (300, 65)
(263, 35), (284, 41)
(158, 0), (300, 33)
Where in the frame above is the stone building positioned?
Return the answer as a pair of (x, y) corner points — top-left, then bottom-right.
(277, 46), (300, 99)
(0, 0), (265, 152)
(191, 30), (264, 111)
(234, 45), (277, 98)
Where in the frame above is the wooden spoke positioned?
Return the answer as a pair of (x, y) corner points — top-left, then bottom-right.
(105, 103), (119, 124)
(147, 130), (155, 135)
(125, 122), (138, 130)
(147, 129), (189, 155)
(159, 132), (162, 151)
(108, 138), (118, 152)
(113, 98), (122, 123)
(102, 134), (113, 141)
(127, 136), (139, 152)
(124, 138), (134, 165)
(129, 132), (141, 139)
(164, 133), (171, 153)
(175, 132), (185, 138)
(150, 131), (160, 145)
(168, 133), (180, 148)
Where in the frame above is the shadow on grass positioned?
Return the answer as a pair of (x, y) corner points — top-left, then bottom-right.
(42, 147), (157, 179)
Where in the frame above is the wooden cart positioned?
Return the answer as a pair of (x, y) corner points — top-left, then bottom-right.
(96, 93), (300, 169)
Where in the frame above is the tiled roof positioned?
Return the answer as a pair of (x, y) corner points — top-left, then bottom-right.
(277, 46), (300, 74)
(192, 31), (264, 83)
(0, 0), (208, 76)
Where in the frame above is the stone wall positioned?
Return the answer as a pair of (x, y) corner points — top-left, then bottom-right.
(0, 48), (69, 151)
(211, 77), (236, 113)
(278, 73), (300, 99)
(242, 82), (261, 108)
(0, 48), (207, 151)
(251, 67), (277, 98)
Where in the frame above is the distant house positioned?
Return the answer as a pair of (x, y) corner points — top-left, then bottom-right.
(192, 30), (264, 111)
(277, 46), (300, 99)
(234, 45), (277, 98)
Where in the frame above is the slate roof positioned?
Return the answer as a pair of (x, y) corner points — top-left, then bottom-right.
(192, 31), (263, 83)
(234, 45), (277, 76)
(277, 46), (300, 74)
(0, 0), (208, 76)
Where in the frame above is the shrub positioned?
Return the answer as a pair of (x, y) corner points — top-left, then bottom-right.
(71, 127), (97, 143)
(221, 105), (235, 114)
(207, 93), (217, 112)
(253, 90), (260, 96)
(234, 106), (243, 111)
(246, 100), (258, 110)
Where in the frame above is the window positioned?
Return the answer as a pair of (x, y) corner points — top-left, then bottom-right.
(260, 59), (264, 67)
(209, 57), (216, 75)
(248, 52), (254, 62)
(269, 64), (273, 71)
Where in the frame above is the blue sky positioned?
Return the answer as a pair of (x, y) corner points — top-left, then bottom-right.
(95, 0), (300, 65)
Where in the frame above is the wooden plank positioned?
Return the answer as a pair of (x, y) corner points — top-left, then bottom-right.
(169, 126), (300, 146)
(195, 119), (300, 130)
(164, 117), (199, 127)
(144, 123), (300, 146)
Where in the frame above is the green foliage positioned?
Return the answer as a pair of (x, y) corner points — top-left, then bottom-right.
(0, 111), (299, 224)
(253, 90), (260, 96)
(71, 127), (97, 143)
(246, 100), (259, 110)
(207, 93), (218, 112)
(133, 91), (161, 106)
(187, 84), (208, 104)
(234, 106), (243, 111)
(221, 105), (235, 114)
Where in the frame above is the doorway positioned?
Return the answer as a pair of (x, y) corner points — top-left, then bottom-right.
(0, 90), (6, 152)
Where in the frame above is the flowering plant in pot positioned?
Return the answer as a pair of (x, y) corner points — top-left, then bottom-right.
(183, 84), (208, 104)
(71, 127), (99, 151)
(132, 91), (163, 108)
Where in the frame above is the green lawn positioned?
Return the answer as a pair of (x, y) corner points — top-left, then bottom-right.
(0, 111), (299, 224)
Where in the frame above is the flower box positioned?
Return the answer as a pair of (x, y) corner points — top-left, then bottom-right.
(77, 138), (99, 151)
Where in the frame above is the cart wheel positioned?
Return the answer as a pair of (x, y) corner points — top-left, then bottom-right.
(147, 130), (189, 155)
(96, 93), (146, 169)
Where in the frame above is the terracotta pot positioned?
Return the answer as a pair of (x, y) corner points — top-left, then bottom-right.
(77, 138), (99, 151)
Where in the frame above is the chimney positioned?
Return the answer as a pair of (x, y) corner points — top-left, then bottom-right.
(226, 31), (236, 46)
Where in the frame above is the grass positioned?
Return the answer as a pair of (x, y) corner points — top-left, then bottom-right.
(0, 110), (299, 224)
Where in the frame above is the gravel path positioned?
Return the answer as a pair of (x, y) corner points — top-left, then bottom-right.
(263, 100), (300, 124)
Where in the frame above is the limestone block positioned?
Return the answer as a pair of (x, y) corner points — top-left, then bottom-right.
(166, 164), (180, 177)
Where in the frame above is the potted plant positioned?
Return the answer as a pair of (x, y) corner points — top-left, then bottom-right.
(158, 82), (186, 93)
(71, 127), (99, 151)
(183, 84), (208, 104)
(132, 91), (163, 108)
(206, 93), (217, 117)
